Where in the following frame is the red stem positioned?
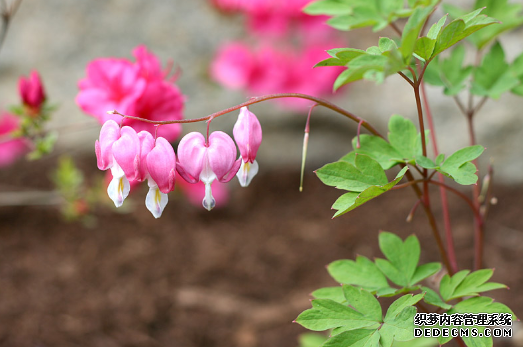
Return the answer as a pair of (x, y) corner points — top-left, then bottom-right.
(420, 78), (459, 274)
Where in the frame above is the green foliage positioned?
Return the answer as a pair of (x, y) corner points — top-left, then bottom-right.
(437, 145), (484, 185)
(438, 297), (515, 346)
(432, 8), (499, 58)
(443, 0), (523, 49)
(471, 41), (520, 99)
(27, 131), (58, 160)
(299, 333), (329, 347)
(296, 285), (423, 347)
(439, 269), (507, 301)
(329, 166), (408, 217)
(303, 0), (414, 32)
(420, 286), (452, 310)
(376, 232), (440, 288)
(353, 115), (424, 170)
(328, 256), (391, 293)
(423, 45), (473, 96)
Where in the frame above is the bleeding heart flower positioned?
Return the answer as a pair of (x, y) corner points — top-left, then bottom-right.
(144, 136), (176, 218)
(177, 131), (241, 211)
(95, 120), (140, 208)
(233, 107), (262, 187)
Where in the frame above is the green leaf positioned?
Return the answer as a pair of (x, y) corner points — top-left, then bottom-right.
(438, 45), (473, 96)
(312, 287), (346, 303)
(316, 48), (368, 67)
(333, 54), (389, 89)
(435, 154), (445, 165)
(299, 333), (329, 347)
(316, 154), (388, 192)
(437, 296), (516, 346)
(438, 145), (484, 185)
(379, 37), (398, 53)
(426, 14), (447, 40)
(343, 285), (383, 322)
(388, 115), (418, 160)
(296, 299), (379, 331)
(400, 6), (435, 61)
(410, 262), (441, 285)
(352, 136), (403, 170)
(324, 329), (381, 347)
(444, 0), (523, 49)
(413, 37), (436, 62)
(328, 256), (390, 292)
(303, 0), (352, 16)
(375, 233), (422, 287)
(420, 286), (452, 310)
(331, 167), (408, 217)
(439, 269), (507, 301)
(432, 8), (499, 57)
(471, 41), (520, 99)
(380, 305), (419, 347)
(415, 156), (437, 170)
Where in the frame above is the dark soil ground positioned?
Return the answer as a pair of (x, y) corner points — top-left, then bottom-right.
(0, 156), (522, 347)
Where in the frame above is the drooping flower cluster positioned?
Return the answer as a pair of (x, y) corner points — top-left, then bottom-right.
(95, 106), (262, 217)
(77, 45), (185, 141)
(210, 0), (346, 110)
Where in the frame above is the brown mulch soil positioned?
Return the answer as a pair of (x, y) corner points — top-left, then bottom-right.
(0, 156), (522, 347)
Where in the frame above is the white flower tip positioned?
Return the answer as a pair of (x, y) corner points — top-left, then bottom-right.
(202, 182), (216, 211)
(107, 175), (130, 208)
(146, 185), (168, 218)
(107, 110), (117, 114)
(236, 159), (259, 187)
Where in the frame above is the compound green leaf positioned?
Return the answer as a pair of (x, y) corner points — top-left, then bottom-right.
(471, 41), (520, 99)
(444, 0), (523, 49)
(432, 8), (499, 57)
(296, 299), (379, 331)
(410, 262), (441, 285)
(343, 285), (383, 322)
(312, 287), (346, 303)
(316, 154), (388, 192)
(324, 329), (381, 347)
(328, 256), (390, 292)
(438, 145), (484, 185)
(420, 286), (452, 310)
(439, 269), (507, 301)
(299, 333), (329, 347)
(388, 115), (418, 160)
(331, 167), (408, 218)
(400, 6), (435, 61)
(352, 135), (403, 170)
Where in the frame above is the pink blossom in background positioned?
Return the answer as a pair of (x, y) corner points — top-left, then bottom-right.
(211, 0), (330, 38)
(18, 70), (46, 111)
(210, 41), (345, 110)
(0, 113), (29, 168)
(77, 45), (185, 142)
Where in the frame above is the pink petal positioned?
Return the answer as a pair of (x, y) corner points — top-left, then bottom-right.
(136, 131), (155, 181)
(233, 107), (262, 163)
(176, 132), (207, 181)
(146, 137), (176, 194)
(207, 131), (238, 181)
(112, 126), (140, 181)
(96, 120), (121, 170)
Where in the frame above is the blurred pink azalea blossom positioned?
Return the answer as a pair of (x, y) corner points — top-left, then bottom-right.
(177, 131), (241, 211)
(0, 112), (29, 168)
(18, 71), (46, 111)
(77, 45), (185, 142)
(210, 41), (344, 110)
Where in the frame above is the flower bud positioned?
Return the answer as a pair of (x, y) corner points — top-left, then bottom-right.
(19, 71), (46, 111)
(233, 107), (262, 187)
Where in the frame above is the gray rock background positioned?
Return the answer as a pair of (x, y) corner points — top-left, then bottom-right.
(0, 0), (522, 184)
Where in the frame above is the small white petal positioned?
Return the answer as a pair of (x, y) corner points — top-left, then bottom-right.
(199, 152), (217, 185)
(236, 159), (259, 187)
(107, 174), (130, 208)
(202, 182), (216, 211)
(145, 184), (168, 218)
